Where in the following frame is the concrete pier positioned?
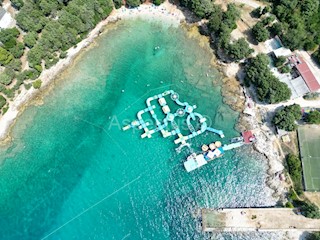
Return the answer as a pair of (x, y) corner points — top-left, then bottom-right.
(202, 208), (320, 232)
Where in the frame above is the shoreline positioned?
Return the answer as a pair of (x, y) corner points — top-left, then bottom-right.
(219, 62), (287, 202)
(0, 2), (185, 144)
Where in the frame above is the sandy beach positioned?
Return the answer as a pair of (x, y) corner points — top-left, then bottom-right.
(0, 1), (185, 143)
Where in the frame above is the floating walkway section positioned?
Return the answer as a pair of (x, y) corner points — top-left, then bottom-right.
(202, 208), (320, 232)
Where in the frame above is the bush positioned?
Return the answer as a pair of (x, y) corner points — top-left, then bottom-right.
(303, 92), (320, 100)
(32, 79), (42, 89)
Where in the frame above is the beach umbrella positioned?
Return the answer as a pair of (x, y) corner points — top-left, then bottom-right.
(209, 143), (216, 150)
(201, 144), (209, 151)
(215, 141), (222, 148)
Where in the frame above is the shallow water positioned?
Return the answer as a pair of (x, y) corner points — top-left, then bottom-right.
(0, 19), (275, 239)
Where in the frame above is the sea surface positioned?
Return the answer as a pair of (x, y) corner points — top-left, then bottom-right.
(0, 19), (278, 239)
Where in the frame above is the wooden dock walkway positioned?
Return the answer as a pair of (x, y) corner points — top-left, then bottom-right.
(202, 208), (320, 232)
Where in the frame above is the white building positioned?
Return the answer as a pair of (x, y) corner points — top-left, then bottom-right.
(0, 7), (15, 29)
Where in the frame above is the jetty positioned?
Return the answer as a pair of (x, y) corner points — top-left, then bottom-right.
(201, 208), (320, 232)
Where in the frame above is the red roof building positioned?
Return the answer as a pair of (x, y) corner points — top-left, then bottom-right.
(242, 131), (256, 144)
(288, 55), (320, 92)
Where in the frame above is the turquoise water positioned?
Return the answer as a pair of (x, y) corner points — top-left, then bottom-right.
(0, 20), (275, 239)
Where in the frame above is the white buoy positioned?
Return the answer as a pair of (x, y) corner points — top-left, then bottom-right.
(121, 90), (125, 93)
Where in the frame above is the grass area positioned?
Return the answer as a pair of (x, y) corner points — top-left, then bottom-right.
(298, 125), (320, 191)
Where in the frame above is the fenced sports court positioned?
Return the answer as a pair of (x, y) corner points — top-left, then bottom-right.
(298, 125), (320, 191)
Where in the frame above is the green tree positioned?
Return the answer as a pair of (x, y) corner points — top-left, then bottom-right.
(301, 202), (320, 219)
(113, 0), (122, 8)
(279, 65), (290, 73)
(307, 110), (320, 124)
(190, 0), (216, 18)
(285, 201), (294, 208)
(126, 0), (140, 7)
(252, 22), (269, 42)
(273, 104), (302, 131)
(251, 7), (262, 18)
(24, 32), (38, 48)
(262, 6), (271, 14)
(223, 3), (240, 30)
(11, 0), (24, 10)
(0, 47), (13, 66)
(9, 42), (25, 58)
(0, 95), (6, 109)
(153, 0), (164, 6)
(301, 0), (319, 18)
(207, 6), (223, 33)
(226, 38), (253, 61)
(16, 2), (47, 32)
(0, 28), (20, 50)
(32, 79), (42, 89)
(0, 73), (12, 85)
(39, 0), (60, 16)
(285, 153), (303, 194)
(275, 56), (286, 67)
(306, 232), (320, 240)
